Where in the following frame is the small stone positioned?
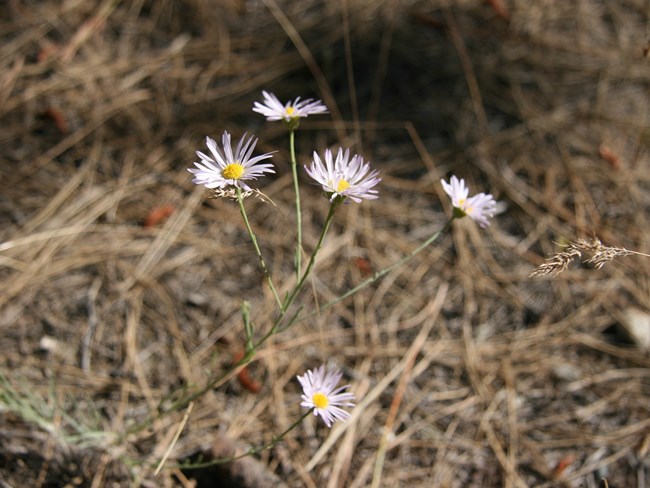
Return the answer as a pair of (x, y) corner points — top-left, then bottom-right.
(618, 308), (650, 349)
(39, 335), (59, 353)
(186, 292), (207, 306)
(552, 363), (582, 382)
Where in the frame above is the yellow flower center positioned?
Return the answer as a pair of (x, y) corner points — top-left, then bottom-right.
(336, 180), (350, 193)
(457, 198), (472, 214)
(222, 163), (244, 180)
(312, 392), (329, 409)
(285, 106), (295, 116)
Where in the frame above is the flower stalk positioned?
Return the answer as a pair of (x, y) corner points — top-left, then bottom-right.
(236, 188), (282, 308)
(289, 129), (303, 278)
(166, 90), (504, 472)
(179, 409), (314, 469)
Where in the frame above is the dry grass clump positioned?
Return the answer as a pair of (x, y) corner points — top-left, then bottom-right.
(1, 0), (649, 487)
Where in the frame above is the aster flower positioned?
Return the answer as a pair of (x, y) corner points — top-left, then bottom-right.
(253, 90), (328, 128)
(297, 364), (356, 428)
(305, 148), (381, 203)
(441, 175), (497, 228)
(188, 131), (275, 191)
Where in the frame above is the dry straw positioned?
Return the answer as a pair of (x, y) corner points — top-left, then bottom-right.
(530, 238), (649, 277)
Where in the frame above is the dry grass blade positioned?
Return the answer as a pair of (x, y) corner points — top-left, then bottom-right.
(370, 283), (448, 488)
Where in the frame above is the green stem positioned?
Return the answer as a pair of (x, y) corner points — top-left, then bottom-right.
(236, 187), (282, 308)
(179, 409), (314, 469)
(254, 198), (340, 348)
(285, 198), (338, 311)
(242, 301), (253, 352)
(123, 202), (340, 436)
(289, 129), (303, 278)
(299, 217), (455, 319)
(124, 216), (454, 437)
(124, 352), (252, 436)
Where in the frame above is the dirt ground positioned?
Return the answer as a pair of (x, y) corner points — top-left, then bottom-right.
(1, 0), (649, 487)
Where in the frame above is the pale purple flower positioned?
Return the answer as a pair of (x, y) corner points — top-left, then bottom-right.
(297, 365), (355, 428)
(188, 131), (275, 191)
(305, 148), (380, 203)
(441, 175), (497, 228)
(253, 90), (328, 123)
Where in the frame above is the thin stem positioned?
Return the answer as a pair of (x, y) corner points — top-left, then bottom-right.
(236, 187), (282, 308)
(125, 352), (251, 436)
(300, 217), (455, 319)
(285, 198), (338, 311)
(125, 216), (454, 437)
(127, 202), (346, 435)
(179, 409), (314, 469)
(254, 199), (340, 348)
(289, 129), (303, 278)
(628, 250), (650, 258)
(242, 301), (253, 352)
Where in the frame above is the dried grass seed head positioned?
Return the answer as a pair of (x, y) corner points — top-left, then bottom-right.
(529, 237), (637, 277)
